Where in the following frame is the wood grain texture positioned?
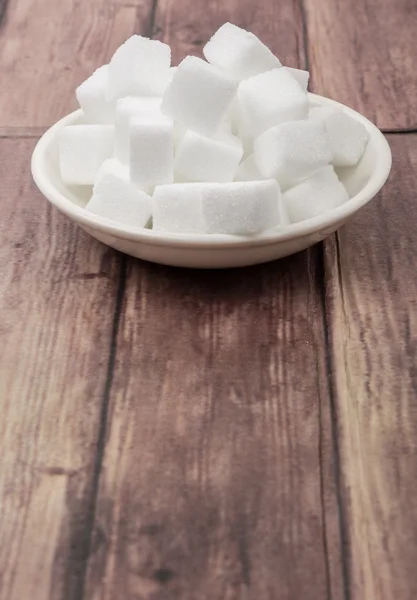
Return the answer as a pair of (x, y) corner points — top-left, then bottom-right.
(1, 0), (416, 597)
(83, 253), (345, 600)
(80, 7), (347, 599)
(154, 0), (306, 68)
(0, 0), (141, 127)
(303, 0), (417, 130)
(324, 134), (417, 599)
(0, 0), (158, 595)
(0, 139), (123, 600)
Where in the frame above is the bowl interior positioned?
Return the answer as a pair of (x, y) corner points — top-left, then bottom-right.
(32, 93), (392, 247)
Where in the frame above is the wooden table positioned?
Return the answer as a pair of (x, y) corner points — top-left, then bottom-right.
(0, 0), (416, 598)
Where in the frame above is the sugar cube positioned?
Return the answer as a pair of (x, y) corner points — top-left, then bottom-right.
(309, 107), (335, 120)
(86, 160), (152, 228)
(227, 98), (240, 136)
(76, 65), (116, 124)
(175, 130), (243, 182)
(173, 171), (192, 183)
(115, 96), (162, 163)
(152, 66), (179, 97)
(203, 22), (281, 81)
(201, 179), (281, 234)
(254, 120), (333, 189)
(161, 56), (238, 137)
(107, 35), (171, 100)
(129, 116), (174, 187)
(173, 120), (187, 144)
(153, 183), (207, 233)
(229, 99), (253, 156)
(59, 125), (114, 185)
(166, 66), (178, 87)
(278, 197), (291, 226)
(241, 137), (254, 159)
(309, 106), (369, 167)
(220, 114), (233, 135)
(96, 158), (129, 183)
(234, 154), (265, 182)
(238, 68), (309, 138)
(283, 67), (310, 90)
(283, 166), (349, 223)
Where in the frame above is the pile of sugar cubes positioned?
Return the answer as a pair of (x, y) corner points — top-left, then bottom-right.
(59, 22), (370, 235)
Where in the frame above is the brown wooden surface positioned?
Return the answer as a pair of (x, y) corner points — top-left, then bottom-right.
(154, 0), (306, 69)
(0, 138), (123, 600)
(323, 135), (417, 600)
(83, 256), (344, 600)
(303, 0), (417, 131)
(0, 0), (416, 599)
(0, 0), (141, 127)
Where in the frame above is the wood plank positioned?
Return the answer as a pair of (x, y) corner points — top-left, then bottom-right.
(154, 0), (307, 68)
(324, 134), (417, 599)
(303, 0), (417, 131)
(0, 138), (122, 600)
(83, 11), (346, 598)
(0, 126), (47, 138)
(84, 251), (346, 599)
(0, 0), (140, 127)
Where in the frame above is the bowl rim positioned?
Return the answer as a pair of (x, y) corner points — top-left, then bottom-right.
(31, 93), (392, 249)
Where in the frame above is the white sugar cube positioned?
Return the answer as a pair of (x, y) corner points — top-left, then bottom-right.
(278, 197), (291, 226)
(228, 99), (252, 156)
(238, 68), (309, 138)
(254, 120), (333, 189)
(227, 98), (240, 136)
(234, 154), (265, 181)
(107, 35), (171, 100)
(201, 179), (281, 234)
(86, 160), (152, 228)
(174, 122), (187, 147)
(59, 125), (114, 185)
(173, 171), (192, 183)
(175, 130), (243, 182)
(309, 106), (369, 167)
(203, 22), (281, 81)
(283, 166), (349, 223)
(76, 65), (116, 124)
(153, 183), (207, 233)
(241, 137), (254, 159)
(115, 96), (162, 163)
(152, 66), (179, 96)
(96, 158), (129, 183)
(166, 66), (177, 87)
(283, 67), (310, 90)
(129, 116), (174, 187)
(309, 107), (334, 120)
(161, 56), (238, 137)
(220, 114), (233, 135)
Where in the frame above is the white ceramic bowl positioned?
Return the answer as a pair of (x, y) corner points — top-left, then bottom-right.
(31, 94), (392, 269)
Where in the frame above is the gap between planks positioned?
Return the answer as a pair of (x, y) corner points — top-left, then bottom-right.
(317, 242), (352, 600)
(74, 260), (128, 600)
(74, 5), (157, 599)
(0, 127), (47, 139)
